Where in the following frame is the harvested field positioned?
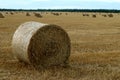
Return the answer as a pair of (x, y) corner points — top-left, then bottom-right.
(0, 12), (120, 80)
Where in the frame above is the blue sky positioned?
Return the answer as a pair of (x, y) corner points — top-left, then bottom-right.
(0, 0), (120, 9)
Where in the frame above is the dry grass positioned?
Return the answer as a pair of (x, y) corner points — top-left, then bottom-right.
(0, 12), (120, 80)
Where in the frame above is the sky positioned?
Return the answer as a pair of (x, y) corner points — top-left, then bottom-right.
(0, 0), (120, 9)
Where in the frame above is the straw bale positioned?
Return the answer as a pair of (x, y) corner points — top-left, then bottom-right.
(12, 21), (71, 68)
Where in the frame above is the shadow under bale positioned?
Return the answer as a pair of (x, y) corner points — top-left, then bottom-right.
(12, 21), (71, 69)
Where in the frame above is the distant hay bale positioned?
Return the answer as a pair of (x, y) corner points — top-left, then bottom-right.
(102, 14), (107, 17)
(82, 14), (86, 16)
(108, 14), (113, 17)
(65, 13), (68, 15)
(26, 12), (31, 16)
(83, 14), (89, 17)
(92, 14), (96, 18)
(52, 13), (59, 16)
(59, 13), (62, 15)
(34, 13), (42, 18)
(0, 13), (5, 18)
(86, 14), (89, 16)
(12, 21), (71, 69)
(6, 12), (8, 14)
(10, 12), (14, 15)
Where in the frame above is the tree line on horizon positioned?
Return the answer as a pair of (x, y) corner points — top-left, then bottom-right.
(0, 9), (120, 13)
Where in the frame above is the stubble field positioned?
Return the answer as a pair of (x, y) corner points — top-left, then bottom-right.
(0, 12), (120, 80)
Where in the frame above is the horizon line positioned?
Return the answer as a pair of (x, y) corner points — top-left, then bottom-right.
(0, 8), (120, 10)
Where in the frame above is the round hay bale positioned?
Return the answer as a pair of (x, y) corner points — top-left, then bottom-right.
(83, 14), (89, 17)
(10, 12), (14, 15)
(34, 13), (42, 18)
(108, 14), (113, 17)
(65, 13), (68, 15)
(6, 12), (8, 14)
(12, 21), (71, 68)
(26, 12), (31, 16)
(102, 14), (107, 17)
(92, 14), (96, 18)
(0, 13), (5, 18)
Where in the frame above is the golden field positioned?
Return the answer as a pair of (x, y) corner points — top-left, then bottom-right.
(0, 12), (120, 80)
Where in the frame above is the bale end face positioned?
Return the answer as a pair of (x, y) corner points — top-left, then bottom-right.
(12, 21), (71, 69)
(0, 13), (5, 18)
